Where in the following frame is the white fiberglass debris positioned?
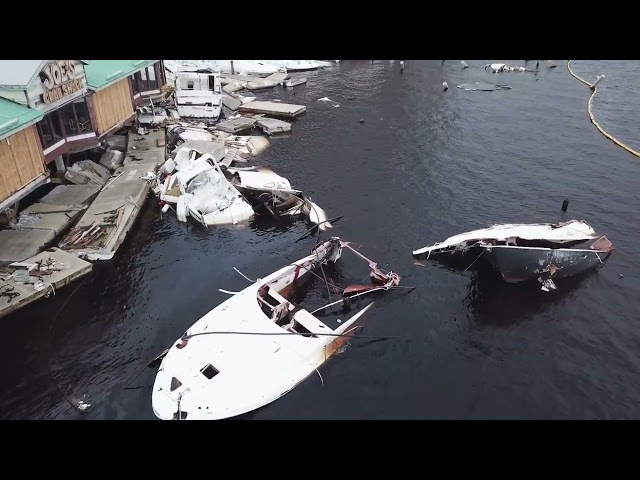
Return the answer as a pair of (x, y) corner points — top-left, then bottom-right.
(318, 97), (340, 108)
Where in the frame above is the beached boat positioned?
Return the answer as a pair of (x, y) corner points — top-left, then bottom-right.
(151, 237), (404, 420)
(284, 78), (307, 88)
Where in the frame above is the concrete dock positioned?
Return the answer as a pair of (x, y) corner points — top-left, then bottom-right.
(59, 130), (166, 261)
(0, 248), (92, 319)
(0, 184), (101, 264)
(125, 129), (166, 166)
(239, 101), (306, 118)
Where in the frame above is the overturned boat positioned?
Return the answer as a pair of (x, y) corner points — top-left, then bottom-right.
(151, 237), (405, 420)
(413, 220), (614, 290)
(225, 166), (333, 230)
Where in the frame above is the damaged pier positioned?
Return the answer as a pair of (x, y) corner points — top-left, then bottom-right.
(59, 129), (166, 261)
(0, 248), (92, 319)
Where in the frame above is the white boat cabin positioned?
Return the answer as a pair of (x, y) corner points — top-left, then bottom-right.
(174, 70), (222, 120)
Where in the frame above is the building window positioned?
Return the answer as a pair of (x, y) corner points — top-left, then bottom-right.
(131, 75), (140, 95)
(147, 65), (158, 90)
(74, 99), (92, 133)
(58, 99), (93, 137)
(187, 80), (194, 90)
(132, 63), (160, 93)
(36, 112), (63, 150)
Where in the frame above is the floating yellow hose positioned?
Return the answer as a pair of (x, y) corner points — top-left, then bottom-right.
(567, 60), (640, 158)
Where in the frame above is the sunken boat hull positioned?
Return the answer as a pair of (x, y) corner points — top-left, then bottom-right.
(483, 243), (613, 284)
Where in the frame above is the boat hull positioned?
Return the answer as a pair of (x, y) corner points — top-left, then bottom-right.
(483, 245), (611, 283)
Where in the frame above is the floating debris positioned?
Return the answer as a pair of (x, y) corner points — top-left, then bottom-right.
(255, 117), (292, 135)
(318, 97), (340, 108)
(284, 78), (307, 88)
(457, 82), (512, 91)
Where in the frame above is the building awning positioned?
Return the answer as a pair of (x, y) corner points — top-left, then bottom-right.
(0, 98), (44, 141)
(84, 60), (158, 91)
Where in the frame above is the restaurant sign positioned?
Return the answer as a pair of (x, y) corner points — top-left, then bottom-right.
(40, 61), (84, 105)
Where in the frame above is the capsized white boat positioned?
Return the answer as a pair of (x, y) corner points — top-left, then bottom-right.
(412, 220), (599, 256)
(151, 237), (406, 420)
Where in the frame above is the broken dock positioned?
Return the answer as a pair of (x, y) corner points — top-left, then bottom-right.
(59, 129), (166, 261)
(0, 248), (92, 319)
(238, 101), (306, 119)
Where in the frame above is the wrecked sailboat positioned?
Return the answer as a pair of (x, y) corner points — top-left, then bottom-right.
(482, 235), (614, 290)
(413, 220), (600, 256)
(225, 166), (333, 230)
(151, 237), (405, 420)
(412, 220), (614, 290)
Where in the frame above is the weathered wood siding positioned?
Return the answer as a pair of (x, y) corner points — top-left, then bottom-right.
(0, 125), (45, 203)
(91, 78), (134, 135)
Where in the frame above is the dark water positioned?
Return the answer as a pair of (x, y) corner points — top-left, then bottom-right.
(3, 60), (640, 420)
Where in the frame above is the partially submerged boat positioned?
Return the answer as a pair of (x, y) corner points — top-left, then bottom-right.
(226, 166), (333, 230)
(153, 146), (254, 226)
(413, 220), (614, 291)
(413, 220), (600, 256)
(482, 235), (614, 291)
(151, 236), (405, 420)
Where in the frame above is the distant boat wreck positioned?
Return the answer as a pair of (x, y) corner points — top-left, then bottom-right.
(413, 220), (615, 291)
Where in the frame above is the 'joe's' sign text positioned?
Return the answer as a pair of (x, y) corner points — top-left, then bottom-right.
(39, 61), (84, 105)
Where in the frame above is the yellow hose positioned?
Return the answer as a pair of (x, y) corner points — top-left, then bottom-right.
(567, 60), (640, 158)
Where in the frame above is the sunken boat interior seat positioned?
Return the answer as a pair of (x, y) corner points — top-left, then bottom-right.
(292, 309), (332, 335)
